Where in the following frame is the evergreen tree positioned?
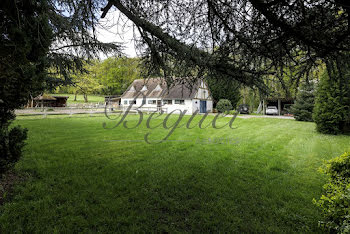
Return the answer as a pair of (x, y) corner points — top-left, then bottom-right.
(206, 75), (241, 109)
(313, 67), (350, 134)
(291, 82), (315, 122)
(0, 0), (121, 175)
(0, 0), (52, 174)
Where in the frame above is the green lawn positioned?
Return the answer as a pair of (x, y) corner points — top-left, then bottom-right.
(50, 93), (105, 104)
(1, 114), (350, 232)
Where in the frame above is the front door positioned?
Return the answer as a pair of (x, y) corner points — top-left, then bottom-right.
(200, 100), (207, 113)
(157, 100), (162, 112)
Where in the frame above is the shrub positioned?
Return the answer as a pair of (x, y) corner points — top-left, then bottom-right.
(216, 99), (233, 113)
(313, 67), (350, 134)
(0, 125), (28, 175)
(314, 152), (350, 233)
(291, 82), (315, 122)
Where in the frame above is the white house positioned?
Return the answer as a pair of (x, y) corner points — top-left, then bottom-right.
(120, 78), (213, 114)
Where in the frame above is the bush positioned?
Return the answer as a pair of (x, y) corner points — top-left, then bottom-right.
(314, 152), (350, 233)
(313, 67), (350, 134)
(291, 82), (315, 122)
(216, 99), (233, 113)
(0, 125), (28, 175)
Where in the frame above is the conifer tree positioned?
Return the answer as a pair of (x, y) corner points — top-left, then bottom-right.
(313, 68), (350, 134)
(291, 82), (315, 122)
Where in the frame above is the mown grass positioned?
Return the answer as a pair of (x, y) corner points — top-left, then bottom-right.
(1, 114), (349, 232)
(50, 93), (105, 104)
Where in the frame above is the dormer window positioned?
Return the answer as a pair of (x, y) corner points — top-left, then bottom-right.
(141, 85), (148, 92)
(154, 84), (162, 91)
(128, 86), (136, 92)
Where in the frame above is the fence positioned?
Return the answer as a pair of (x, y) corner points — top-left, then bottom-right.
(16, 105), (168, 118)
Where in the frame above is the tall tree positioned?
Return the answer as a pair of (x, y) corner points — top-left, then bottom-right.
(70, 63), (102, 102)
(0, 0), (52, 174)
(0, 0), (121, 174)
(96, 57), (141, 95)
(291, 82), (315, 122)
(313, 63), (350, 134)
(206, 75), (241, 109)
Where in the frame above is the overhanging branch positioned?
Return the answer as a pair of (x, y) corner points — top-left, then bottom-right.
(103, 0), (267, 90)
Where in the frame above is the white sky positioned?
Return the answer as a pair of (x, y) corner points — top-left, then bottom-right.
(97, 9), (139, 58)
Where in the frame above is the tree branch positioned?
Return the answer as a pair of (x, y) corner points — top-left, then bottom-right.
(101, 2), (113, 18)
(108, 0), (266, 89)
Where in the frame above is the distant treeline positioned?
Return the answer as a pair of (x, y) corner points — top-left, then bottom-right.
(54, 57), (142, 96)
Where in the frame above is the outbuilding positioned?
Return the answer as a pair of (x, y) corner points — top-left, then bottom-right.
(31, 94), (69, 107)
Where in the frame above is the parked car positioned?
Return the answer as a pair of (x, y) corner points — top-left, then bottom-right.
(266, 106), (278, 115)
(238, 104), (250, 114)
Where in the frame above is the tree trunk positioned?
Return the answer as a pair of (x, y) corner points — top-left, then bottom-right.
(83, 93), (88, 103)
(74, 91), (77, 101)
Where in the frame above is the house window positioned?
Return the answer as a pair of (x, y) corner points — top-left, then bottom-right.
(129, 100), (136, 105)
(148, 100), (156, 104)
(163, 100), (172, 105)
(124, 100), (128, 105)
(175, 100), (185, 105)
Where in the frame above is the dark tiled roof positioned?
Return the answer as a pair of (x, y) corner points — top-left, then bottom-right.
(162, 82), (198, 99)
(121, 78), (200, 99)
(52, 96), (69, 99)
(34, 94), (56, 101)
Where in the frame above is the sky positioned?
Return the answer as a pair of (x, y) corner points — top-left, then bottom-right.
(97, 9), (138, 58)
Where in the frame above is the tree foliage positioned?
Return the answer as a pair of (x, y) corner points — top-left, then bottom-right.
(55, 57), (141, 99)
(0, 126), (28, 174)
(313, 64), (350, 134)
(291, 82), (315, 122)
(0, 0), (52, 174)
(206, 75), (241, 109)
(70, 63), (102, 102)
(96, 57), (141, 95)
(314, 151), (350, 233)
